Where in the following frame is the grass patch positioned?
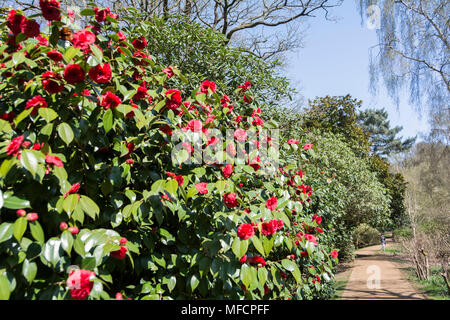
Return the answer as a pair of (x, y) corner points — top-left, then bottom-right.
(375, 244), (402, 256)
(405, 266), (450, 300)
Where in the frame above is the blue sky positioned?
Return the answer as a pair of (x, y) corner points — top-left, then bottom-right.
(284, 0), (429, 140)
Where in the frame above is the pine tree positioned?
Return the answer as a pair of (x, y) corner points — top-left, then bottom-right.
(357, 108), (416, 158)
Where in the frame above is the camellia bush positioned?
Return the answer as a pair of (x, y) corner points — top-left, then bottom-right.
(0, 2), (338, 300)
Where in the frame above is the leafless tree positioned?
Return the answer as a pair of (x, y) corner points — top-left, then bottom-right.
(358, 0), (449, 116)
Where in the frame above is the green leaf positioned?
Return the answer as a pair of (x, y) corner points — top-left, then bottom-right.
(167, 276), (176, 292)
(0, 273), (10, 300)
(232, 238), (248, 259)
(258, 268), (268, 287)
(29, 221), (45, 244)
(3, 195), (31, 210)
(20, 150), (39, 176)
(281, 259), (295, 272)
(251, 236), (265, 257)
(292, 264), (302, 284)
(39, 123), (53, 137)
(63, 194), (79, 215)
(0, 223), (14, 243)
(103, 109), (113, 133)
(57, 122), (74, 146)
(63, 47), (79, 63)
(0, 158), (16, 178)
(79, 195), (100, 220)
(165, 179), (178, 196)
(90, 44), (103, 62)
(22, 259), (37, 284)
(80, 8), (96, 16)
(190, 274), (199, 292)
(38, 108), (58, 122)
(13, 217), (27, 242)
(14, 108), (32, 126)
(60, 230), (73, 255)
(42, 239), (63, 267)
(263, 236), (274, 256)
(240, 264), (251, 287)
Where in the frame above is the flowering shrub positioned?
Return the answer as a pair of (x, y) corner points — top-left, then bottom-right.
(0, 4), (338, 300)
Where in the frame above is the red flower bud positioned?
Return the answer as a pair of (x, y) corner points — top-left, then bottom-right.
(16, 209), (26, 217)
(68, 226), (79, 235)
(60, 222), (68, 230)
(26, 212), (38, 221)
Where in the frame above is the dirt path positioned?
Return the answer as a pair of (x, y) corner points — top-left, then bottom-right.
(341, 238), (424, 300)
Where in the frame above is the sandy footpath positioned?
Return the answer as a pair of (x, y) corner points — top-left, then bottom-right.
(341, 238), (424, 300)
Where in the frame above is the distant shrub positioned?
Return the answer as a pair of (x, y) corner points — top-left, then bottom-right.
(353, 224), (380, 248)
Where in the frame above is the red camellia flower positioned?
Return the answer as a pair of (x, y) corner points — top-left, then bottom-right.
(175, 175), (184, 186)
(237, 223), (255, 240)
(25, 95), (47, 115)
(162, 66), (174, 78)
(222, 164), (234, 178)
(132, 36), (147, 50)
(47, 49), (63, 62)
(199, 80), (216, 94)
(115, 292), (123, 300)
(45, 154), (64, 167)
(261, 222), (276, 236)
(72, 29), (96, 51)
(165, 89), (182, 110)
(1, 112), (16, 123)
(266, 196), (278, 211)
(26, 212), (38, 222)
(88, 63), (111, 83)
(240, 254), (247, 263)
(159, 124), (172, 135)
(303, 144), (313, 150)
(247, 256), (266, 267)
(237, 81), (251, 91)
(195, 182), (208, 194)
(312, 214), (322, 224)
(287, 139), (299, 145)
(66, 269), (95, 300)
(187, 119), (202, 132)
(100, 91), (122, 109)
(110, 246), (127, 259)
(7, 10), (24, 35)
(39, 0), (61, 21)
(41, 71), (64, 94)
(331, 250), (339, 259)
(63, 64), (85, 84)
(64, 182), (81, 198)
(32, 142), (43, 150)
(269, 219), (284, 232)
(6, 135), (24, 157)
(305, 234), (318, 246)
(234, 129), (247, 142)
(94, 7), (110, 22)
(133, 86), (148, 100)
(182, 142), (194, 154)
(21, 19), (40, 38)
(252, 117), (263, 126)
(224, 193), (238, 209)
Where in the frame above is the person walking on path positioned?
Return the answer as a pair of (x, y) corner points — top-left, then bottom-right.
(380, 234), (386, 252)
